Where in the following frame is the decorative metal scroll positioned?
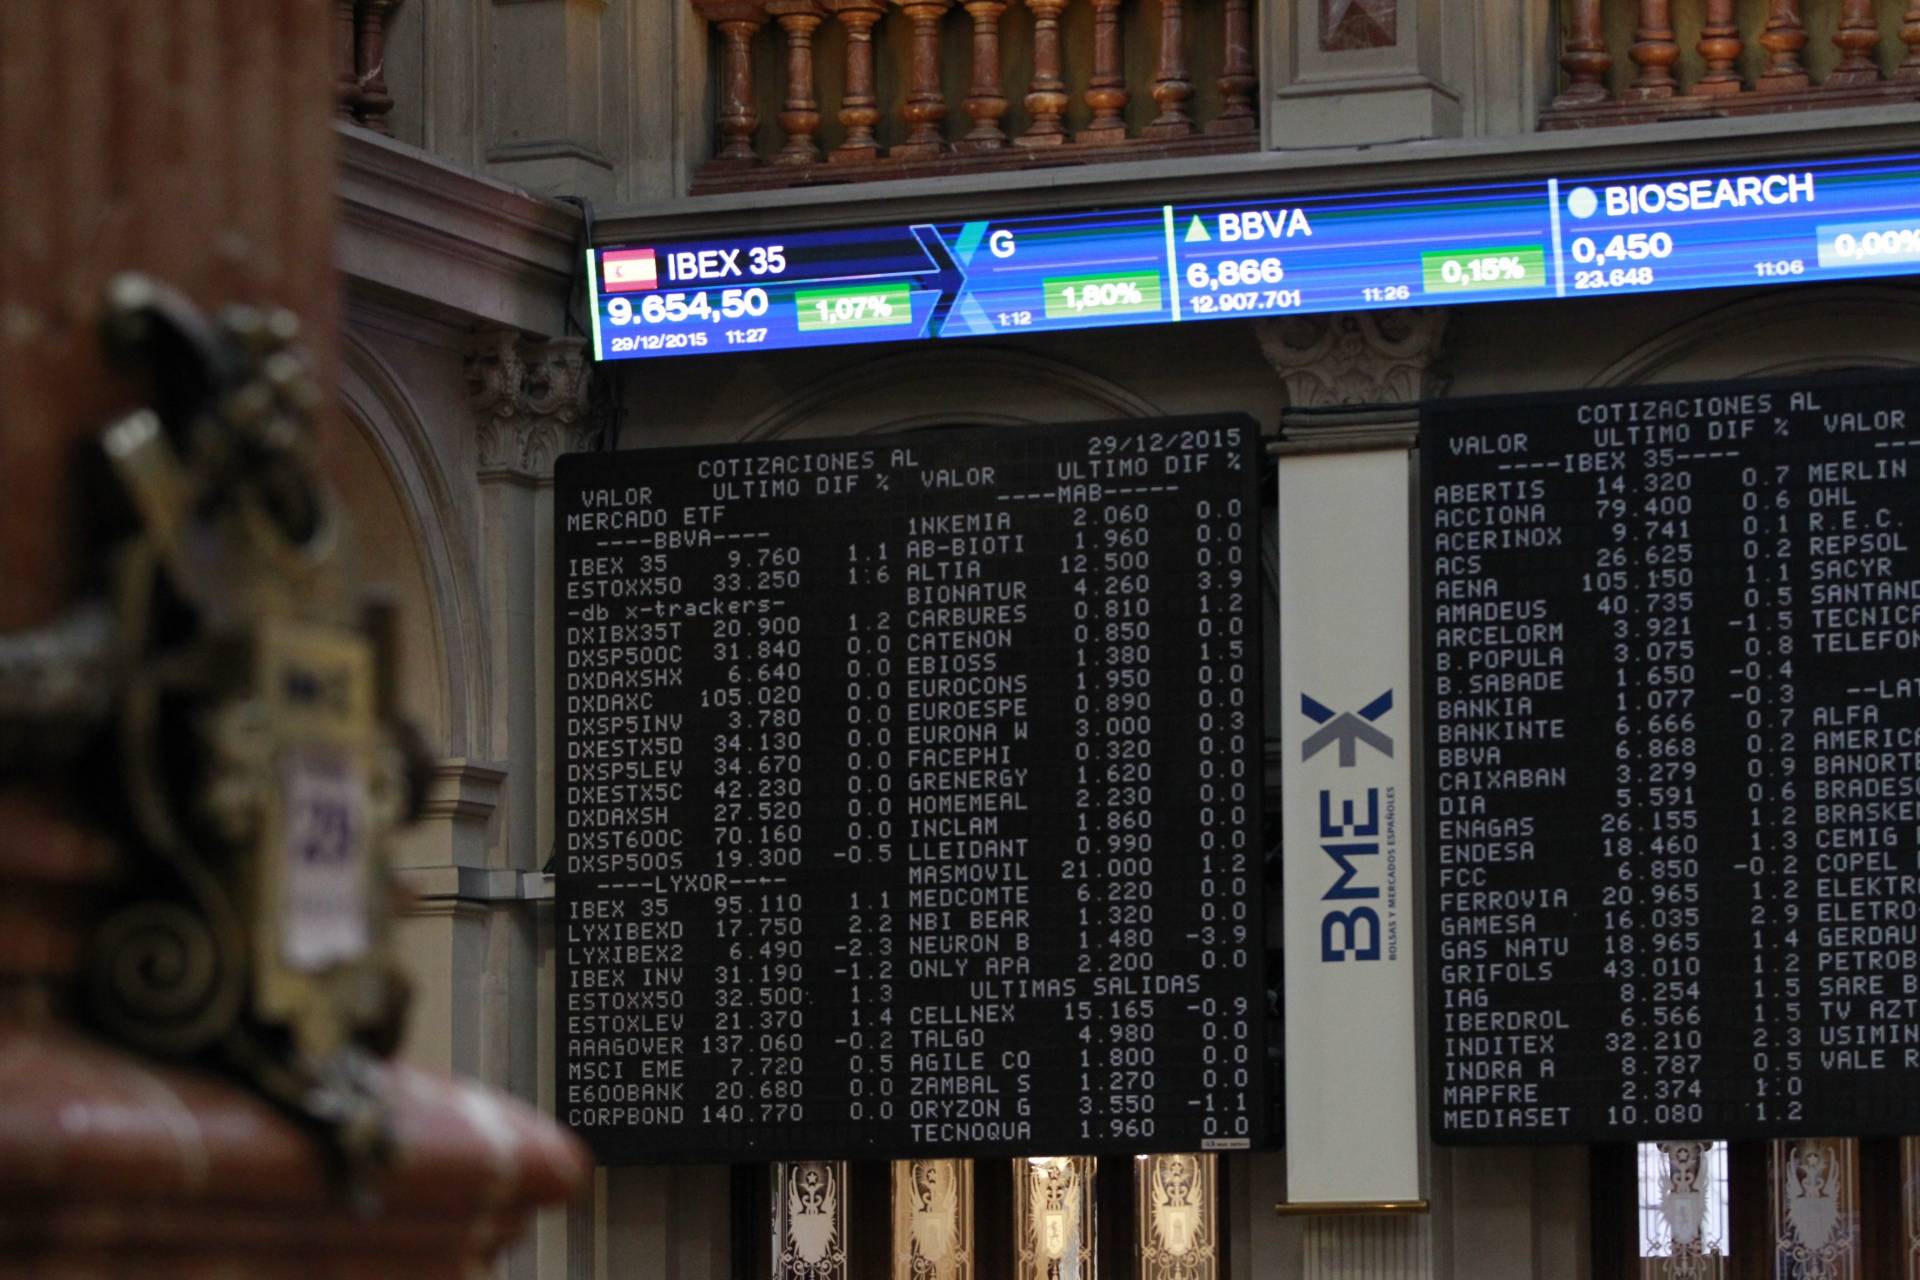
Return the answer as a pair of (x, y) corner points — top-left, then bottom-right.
(773, 1160), (850, 1280)
(892, 1158), (973, 1280)
(1014, 1156), (1097, 1280)
(1136, 1153), (1218, 1280)
(1771, 1138), (1859, 1280)
(1637, 1141), (1728, 1280)
(0, 274), (425, 1191)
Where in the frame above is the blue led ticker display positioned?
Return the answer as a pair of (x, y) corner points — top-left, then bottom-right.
(586, 151), (1920, 362)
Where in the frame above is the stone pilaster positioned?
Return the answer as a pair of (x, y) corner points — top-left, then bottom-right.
(1259, 307), (1445, 1279)
(455, 329), (598, 1280)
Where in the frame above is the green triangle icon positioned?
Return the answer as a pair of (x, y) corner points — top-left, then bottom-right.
(1185, 215), (1211, 243)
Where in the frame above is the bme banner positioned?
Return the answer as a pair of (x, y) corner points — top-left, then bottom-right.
(1277, 448), (1422, 1205)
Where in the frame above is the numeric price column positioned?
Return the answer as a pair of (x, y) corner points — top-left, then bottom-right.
(1735, 457), (1807, 1125)
(1191, 490), (1256, 1142)
(837, 527), (899, 1142)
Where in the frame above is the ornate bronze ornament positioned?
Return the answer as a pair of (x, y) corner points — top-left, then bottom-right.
(0, 274), (424, 1189)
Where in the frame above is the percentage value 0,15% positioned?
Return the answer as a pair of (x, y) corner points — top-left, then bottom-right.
(1421, 246), (1547, 294)
(606, 287), (771, 326)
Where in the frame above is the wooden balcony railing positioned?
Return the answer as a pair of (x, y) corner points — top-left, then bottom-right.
(1544, 0), (1920, 127)
(334, 0), (400, 133)
(690, 0), (1258, 193)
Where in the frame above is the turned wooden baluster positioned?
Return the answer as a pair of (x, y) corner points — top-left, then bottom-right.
(1902, 3), (1920, 77)
(1694, 0), (1743, 94)
(890, 0), (953, 156)
(1079, 0), (1129, 143)
(1758, 0), (1811, 91)
(1145, 0), (1195, 137)
(1019, 0), (1069, 146)
(1208, 0), (1257, 134)
(1626, 0), (1678, 99)
(694, 1), (770, 163)
(826, 0), (887, 160)
(767, 0), (827, 164)
(354, 0), (400, 132)
(958, 0), (1010, 151)
(1554, 0), (1612, 106)
(334, 0), (360, 118)
(1827, 0), (1883, 86)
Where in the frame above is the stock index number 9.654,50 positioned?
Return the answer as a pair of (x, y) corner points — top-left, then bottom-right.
(607, 287), (772, 328)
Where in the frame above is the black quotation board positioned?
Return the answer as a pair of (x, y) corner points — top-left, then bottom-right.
(1422, 370), (1920, 1145)
(555, 417), (1266, 1164)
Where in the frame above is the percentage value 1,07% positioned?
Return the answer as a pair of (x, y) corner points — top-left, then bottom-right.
(1043, 272), (1163, 320)
(795, 283), (916, 333)
(1421, 246), (1547, 294)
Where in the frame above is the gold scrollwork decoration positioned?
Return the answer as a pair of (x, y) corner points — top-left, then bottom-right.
(0, 273), (427, 1195)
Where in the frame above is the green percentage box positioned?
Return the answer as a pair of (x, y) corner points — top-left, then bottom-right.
(1043, 271), (1164, 320)
(795, 282), (916, 332)
(1421, 246), (1547, 294)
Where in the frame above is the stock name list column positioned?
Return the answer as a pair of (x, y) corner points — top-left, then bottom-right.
(553, 418), (1266, 1164)
(1424, 372), (1920, 1147)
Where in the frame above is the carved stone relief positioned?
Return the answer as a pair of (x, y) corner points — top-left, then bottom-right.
(1255, 309), (1448, 410)
(466, 329), (594, 479)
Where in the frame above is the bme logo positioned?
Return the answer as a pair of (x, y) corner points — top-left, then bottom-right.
(1301, 692), (1394, 963)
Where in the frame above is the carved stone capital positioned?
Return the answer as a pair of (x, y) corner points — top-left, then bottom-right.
(1255, 308), (1448, 410)
(467, 330), (594, 480)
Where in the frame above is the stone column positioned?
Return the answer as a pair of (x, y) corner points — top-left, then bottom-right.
(461, 329), (596, 1279)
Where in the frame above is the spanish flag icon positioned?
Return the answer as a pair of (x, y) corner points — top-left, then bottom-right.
(602, 248), (659, 292)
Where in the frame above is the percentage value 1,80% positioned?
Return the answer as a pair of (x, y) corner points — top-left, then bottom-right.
(607, 287), (769, 325)
(1061, 281), (1142, 310)
(1042, 272), (1162, 320)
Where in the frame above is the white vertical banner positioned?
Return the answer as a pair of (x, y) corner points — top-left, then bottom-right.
(1277, 448), (1421, 1205)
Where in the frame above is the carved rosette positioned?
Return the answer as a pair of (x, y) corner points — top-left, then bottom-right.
(467, 330), (594, 480)
(1255, 309), (1448, 409)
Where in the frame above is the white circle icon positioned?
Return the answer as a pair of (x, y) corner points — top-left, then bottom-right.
(1567, 187), (1599, 220)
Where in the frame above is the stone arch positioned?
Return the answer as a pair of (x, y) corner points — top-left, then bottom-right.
(743, 348), (1164, 440)
(1591, 285), (1920, 387)
(332, 331), (487, 760)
